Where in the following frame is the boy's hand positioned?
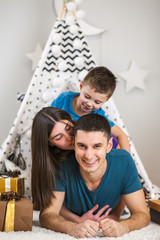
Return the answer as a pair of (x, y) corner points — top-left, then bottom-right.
(79, 204), (112, 223)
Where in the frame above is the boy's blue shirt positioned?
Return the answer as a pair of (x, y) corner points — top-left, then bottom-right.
(55, 149), (142, 216)
(51, 91), (115, 127)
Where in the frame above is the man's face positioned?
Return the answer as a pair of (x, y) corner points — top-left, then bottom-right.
(74, 130), (112, 175)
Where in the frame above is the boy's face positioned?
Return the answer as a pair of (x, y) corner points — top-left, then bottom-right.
(78, 82), (108, 113)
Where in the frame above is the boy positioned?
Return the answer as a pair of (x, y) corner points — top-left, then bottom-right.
(51, 66), (130, 152)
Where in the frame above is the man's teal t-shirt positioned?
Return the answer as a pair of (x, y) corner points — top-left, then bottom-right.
(55, 149), (142, 216)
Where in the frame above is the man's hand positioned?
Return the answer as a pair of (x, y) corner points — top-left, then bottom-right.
(79, 204), (112, 223)
(99, 218), (127, 237)
(69, 220), (99, 238)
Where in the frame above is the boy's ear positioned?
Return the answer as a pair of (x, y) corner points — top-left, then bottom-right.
(80, 80), (84, 90)
(106, 137), (113, 153)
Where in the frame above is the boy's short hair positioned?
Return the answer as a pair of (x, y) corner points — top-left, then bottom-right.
(83, 66), (116, 98)
(74, 114), (111, 141)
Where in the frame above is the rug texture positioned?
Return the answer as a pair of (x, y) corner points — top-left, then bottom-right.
(0, 211), (160, 240)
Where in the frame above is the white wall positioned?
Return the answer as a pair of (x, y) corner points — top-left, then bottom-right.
(0, 0), (159, 186)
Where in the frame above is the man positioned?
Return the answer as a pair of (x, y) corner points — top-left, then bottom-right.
(40, 114), (150, 238)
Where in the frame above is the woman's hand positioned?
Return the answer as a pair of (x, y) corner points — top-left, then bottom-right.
(79, 204), (112, 223)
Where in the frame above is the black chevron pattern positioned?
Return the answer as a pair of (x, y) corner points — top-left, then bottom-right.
(43, 19), (96, 73)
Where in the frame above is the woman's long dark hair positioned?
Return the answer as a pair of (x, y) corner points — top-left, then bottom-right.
(31, 107), (73, 210)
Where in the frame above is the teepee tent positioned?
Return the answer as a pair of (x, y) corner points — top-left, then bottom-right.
(0, 1), (159, 200)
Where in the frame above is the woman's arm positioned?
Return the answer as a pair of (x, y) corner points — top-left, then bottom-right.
(60, 198), (125, 223)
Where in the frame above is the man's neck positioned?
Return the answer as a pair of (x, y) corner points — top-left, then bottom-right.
(80, 161), (107, 191)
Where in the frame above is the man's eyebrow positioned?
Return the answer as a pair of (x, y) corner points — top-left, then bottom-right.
(76, 142), (85, 145)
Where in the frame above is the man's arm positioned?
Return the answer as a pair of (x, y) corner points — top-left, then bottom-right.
(111, 125), (131, 153)
(40, 191), (75, 234)
(40, 191), (99, 238)
(99, 189), (150, 237)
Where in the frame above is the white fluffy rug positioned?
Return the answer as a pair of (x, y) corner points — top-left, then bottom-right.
(0, 211), (160, 240)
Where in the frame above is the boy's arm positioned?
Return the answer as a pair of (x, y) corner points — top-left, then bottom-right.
(111, 125), (131, 153)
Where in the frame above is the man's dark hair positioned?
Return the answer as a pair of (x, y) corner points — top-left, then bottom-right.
(74, 114), (111, 141)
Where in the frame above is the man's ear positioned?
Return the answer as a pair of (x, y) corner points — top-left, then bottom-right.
(107, 137), (113, 153)
(80, 80), (84, 90)
(72, 140), (75, 150)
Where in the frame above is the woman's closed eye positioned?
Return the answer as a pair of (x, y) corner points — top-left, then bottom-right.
(54, 134), (62, 141)
(65, 123), (73, 132)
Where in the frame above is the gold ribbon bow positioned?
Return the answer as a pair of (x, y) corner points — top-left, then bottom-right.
(1, 191), (21, 232)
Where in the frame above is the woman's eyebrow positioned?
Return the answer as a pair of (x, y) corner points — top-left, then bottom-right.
(51, 133), (61, 140)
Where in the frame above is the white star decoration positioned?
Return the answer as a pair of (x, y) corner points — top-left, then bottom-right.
(118, 60), (150, 92)
(26, 43), (43, 70)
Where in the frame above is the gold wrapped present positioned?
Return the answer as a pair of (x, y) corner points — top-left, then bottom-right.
(0, 176), (25, 195)
(0, 191), (33, 232)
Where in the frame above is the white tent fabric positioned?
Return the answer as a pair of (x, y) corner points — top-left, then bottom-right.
(0, 16), (160, 200)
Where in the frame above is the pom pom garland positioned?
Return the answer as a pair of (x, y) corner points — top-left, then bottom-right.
(52, 45), (61, 56)
(73, 39), (83, 50)
(51, 77), (61, 88)
(75, 10), (86, 19)
(66, 2), (77, 12)
(69, 24), (79, 34)
(58, 62), (67, 71)
(65, 15), (75, 25)
(74, 57), (84, 68)
(42, 92), (50, 102)
(26, 129), (31, 139)
(52, 33), (62, 44)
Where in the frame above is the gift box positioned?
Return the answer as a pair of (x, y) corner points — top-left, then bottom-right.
(0, 175), (25, 195)
(149, 199), (160, 225)
(0, 191), (33, 231)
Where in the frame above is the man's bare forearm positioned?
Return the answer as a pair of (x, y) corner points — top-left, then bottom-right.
(40, 211), (76, 235)
(100, 211), (150, 237)
(120, 211), (150, 234)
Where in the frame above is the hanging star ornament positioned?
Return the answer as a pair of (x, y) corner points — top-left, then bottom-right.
(26, 43), (43, 70)
(118, 60), (150, 92)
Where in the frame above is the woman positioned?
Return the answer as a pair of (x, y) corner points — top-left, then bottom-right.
(31, 107), (124, 222)
(31, 107), (74, 210)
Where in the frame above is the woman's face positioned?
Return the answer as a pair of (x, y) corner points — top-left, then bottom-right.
(49, 120), (74, 150)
